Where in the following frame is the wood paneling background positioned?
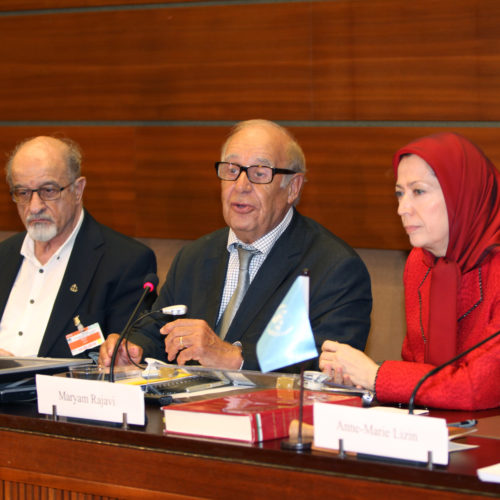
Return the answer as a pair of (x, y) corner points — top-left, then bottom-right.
(1, 0), (500, 249)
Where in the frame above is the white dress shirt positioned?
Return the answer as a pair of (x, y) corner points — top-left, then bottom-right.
(0, 210), (84, 356)
(217, 207), (294, 324)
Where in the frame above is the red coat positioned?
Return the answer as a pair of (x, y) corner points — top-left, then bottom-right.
(375, 247), (500, 410)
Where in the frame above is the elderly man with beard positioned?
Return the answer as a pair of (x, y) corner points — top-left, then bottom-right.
(0, 136), (156, 358)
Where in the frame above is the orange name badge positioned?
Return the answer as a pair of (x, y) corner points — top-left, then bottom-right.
(66, 322), (105, 356)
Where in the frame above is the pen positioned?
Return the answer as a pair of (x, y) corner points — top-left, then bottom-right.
(447, 419), (477, 428)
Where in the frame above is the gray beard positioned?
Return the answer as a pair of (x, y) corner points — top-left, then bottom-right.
(27, 222), (58, 242)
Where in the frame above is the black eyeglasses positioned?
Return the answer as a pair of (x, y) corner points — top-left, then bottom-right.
(10, 182), (74, 204)
(215, 162), (297, 184)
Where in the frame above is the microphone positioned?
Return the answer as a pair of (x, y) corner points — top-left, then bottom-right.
(109, 273), (159, 383)
(160, 304), (188, 316)
(130, 304), (188, 321)
(408, 328), (500, 414)
(143, 275), (158, 294)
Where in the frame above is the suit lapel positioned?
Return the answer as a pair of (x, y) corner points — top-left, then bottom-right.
(0, 233), (26, 320)
(200, 231), (230, 330)
(225, 212), (306, 343)
(38, 212), (105, 356)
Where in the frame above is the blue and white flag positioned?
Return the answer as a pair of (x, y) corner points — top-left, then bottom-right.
(256, 274), (318, 372)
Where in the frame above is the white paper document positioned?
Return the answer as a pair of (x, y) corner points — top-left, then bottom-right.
(477, 463), (500, 483)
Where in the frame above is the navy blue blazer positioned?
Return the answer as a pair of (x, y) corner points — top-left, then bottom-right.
(0, 211), (157, 357)
(130, 210), (372, 372)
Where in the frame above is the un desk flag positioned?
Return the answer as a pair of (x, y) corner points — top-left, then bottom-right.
(256, 274), (318, 372)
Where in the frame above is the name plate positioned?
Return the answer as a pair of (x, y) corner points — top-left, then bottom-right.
(36, 374), (145, 426)
(314, 402), (448, 465)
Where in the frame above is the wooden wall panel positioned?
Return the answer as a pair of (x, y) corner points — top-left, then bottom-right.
(0, 125), (499, 250)
(0, 1), (499, 249)
(134, 126), (225, 239)
(0, 3), (314, 121)
(1, 1), (500, 121)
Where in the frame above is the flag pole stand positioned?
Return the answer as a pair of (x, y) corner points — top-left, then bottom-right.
(281, 364), (312, 452)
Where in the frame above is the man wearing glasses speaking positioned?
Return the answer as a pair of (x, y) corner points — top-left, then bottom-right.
(0, 136), (156, 358)
(100, 119), (372, 371)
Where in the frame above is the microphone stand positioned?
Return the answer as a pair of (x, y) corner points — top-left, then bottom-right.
(109, 285), (153, 383)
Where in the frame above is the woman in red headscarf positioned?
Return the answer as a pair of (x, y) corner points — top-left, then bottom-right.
(320, 132), (500, 410)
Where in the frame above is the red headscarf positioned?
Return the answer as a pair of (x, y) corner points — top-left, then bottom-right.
(393, 132), (500, 364)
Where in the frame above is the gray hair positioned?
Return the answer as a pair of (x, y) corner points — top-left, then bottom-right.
(5, 136), (82, 188)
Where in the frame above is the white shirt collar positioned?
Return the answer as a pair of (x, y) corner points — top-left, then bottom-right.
(226, 207), (294, 255)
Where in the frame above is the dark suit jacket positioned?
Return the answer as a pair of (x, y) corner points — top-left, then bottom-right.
(130, 210), (372, 371)
(0, 211), (157, 358)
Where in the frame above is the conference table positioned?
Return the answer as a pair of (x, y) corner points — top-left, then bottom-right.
(0, 390), (499, 499)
